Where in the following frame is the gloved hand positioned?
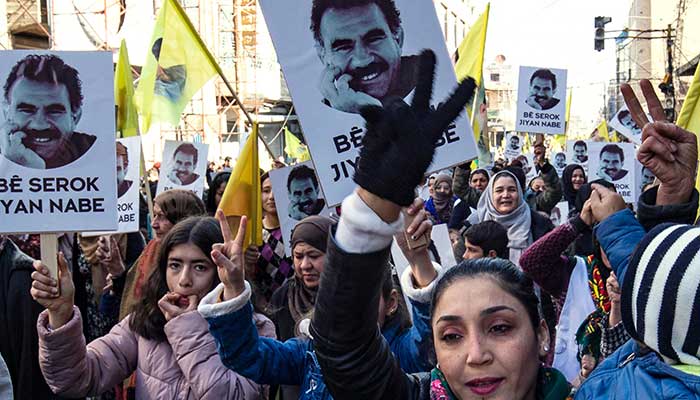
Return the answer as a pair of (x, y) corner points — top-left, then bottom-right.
(353, 50), (476, 206)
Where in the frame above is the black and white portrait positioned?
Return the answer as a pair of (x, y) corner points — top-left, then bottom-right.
(0, 54), (95, 169)
(258, 0), (477, 205)
(525, 68), (560, 111)
(516, 65), (567, 135)
(157, 140), (208, 198)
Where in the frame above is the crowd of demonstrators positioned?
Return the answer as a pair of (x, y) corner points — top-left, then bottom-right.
(1, 45), (699, 400)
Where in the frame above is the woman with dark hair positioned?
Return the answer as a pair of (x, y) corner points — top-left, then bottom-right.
(469, 168), (490, 191)
(243, 171), (294, 311)
(561, 164), (586, 217)
(116, 189), (206, 320)
(31, 217), (273, 399)
(200, 207), (440, 399)
(205, 171), (231, 215)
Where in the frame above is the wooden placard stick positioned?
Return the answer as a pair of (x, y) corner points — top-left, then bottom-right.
(39, 233), (59, 279)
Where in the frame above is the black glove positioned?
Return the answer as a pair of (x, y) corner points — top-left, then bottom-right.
(353, 50), (476, 206)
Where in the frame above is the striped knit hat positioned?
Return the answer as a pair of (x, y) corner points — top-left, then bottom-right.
(624, 223), (700, 365)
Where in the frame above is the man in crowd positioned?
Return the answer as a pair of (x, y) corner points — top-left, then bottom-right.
(311, 0), (418, 114)
(167, 143), (200, 185)
(116, 142), (133, 198)
(287, 164), (326, 220)
(0, 54), (95, 169)
(525, 68), (560, 111)
(597, 143), (628, 181)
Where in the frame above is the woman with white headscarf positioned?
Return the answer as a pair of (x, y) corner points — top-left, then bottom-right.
(467, 170), (555, 266)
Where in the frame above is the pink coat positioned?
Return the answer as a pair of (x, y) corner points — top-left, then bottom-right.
(38, 306), (275, 399)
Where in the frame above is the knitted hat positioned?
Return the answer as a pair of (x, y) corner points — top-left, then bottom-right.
(623, 223), (700, 364)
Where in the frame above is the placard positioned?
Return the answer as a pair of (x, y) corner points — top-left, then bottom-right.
(608, 105), (650, 145)
(567, 140), (589, 174)
(504, 132), (523, 161)
(516, 66), (567, 134)
(550, 201), (569, 226)
(268, 161), (333, 256)
(0, 51), (117, 233)
(587, 142), (638, 202)
(258, 0), (478, 206)
(83, 137), (141, 236)
(552, 151), (568, 177)
(156, 140), (208, 198)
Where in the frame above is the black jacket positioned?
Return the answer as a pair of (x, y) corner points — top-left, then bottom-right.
(636, 186), (699, 231)
(0, 238), (67, 399)
(310, 235), (432, 399)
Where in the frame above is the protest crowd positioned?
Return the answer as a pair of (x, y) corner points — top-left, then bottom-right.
(2, 0), (700, 400)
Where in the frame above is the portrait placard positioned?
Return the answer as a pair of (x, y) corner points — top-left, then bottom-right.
(567, 140), (590, 174)
(156, 140), (208, 198)
(587, 141), (638, 202)
(0, 51), (117, 233)
(268, 161), (333, 257)
(83, 137), (141, 236)
(515, 66), (567, 135)
(552, 151), (568, 177)
(607, 105), (650, 145)
(550, 201), (569, 226)
(258, 0), (478, 206)
(503, 133), (523, 161)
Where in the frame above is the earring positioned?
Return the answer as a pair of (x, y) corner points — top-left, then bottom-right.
(544, 345), (550, 352)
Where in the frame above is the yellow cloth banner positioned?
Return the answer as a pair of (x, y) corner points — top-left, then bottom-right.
(115, 40), (139, 137)
(677, 61), (700, 193)
(135, 0), (218, 132)
(284, 127), (310, 162)
(454, 3), (489, 140)
(596, 120), (610, 141)
(218, 125), (263, 247)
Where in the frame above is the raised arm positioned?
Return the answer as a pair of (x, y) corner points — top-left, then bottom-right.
(534, 161), (563, 214)
(310, 50), (476, 399)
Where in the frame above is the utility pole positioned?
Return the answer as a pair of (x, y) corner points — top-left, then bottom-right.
(658, 24), (676, 121)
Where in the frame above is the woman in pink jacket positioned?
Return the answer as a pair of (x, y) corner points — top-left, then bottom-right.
(30, 216), (274, 399)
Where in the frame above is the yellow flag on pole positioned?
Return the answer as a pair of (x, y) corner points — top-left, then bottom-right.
(115, 40), (139, 138)
(135, 0), (218, 132)
(677, 62), (700, 192)
(454, 3), (489, 141)
(218, 125), (263, 247)
(284, 127), (310, 162)
(596, 120), (610, 141)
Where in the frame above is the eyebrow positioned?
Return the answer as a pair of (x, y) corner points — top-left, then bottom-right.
(436, 315), (462, 324)
(331, 38), (353, 49)
(168, 257), (212, 264)
(363, 28), (386, 40)
(480, 305), (516, 316)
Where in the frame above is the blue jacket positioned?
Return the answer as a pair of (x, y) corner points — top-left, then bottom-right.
(205, 297), (433, 400)
(575, 210), (700, 398)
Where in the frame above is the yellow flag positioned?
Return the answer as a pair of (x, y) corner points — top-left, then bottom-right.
(676, 62), (700, 194)
(565, 89), (572, 129)
(284, 127), (310, 161)
(115, 40), (139, 137)
(135, 0), (218, 132)
(218, 125), (263, 247)
(454, 3), (489, 140)
(595, 120), (610, 141)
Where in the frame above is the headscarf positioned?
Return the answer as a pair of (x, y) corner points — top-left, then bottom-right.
(562, 164), (585, 209)
(470, 170), (532, 265)
(469, 168), (490, 185)
(287, 216), (334, 324)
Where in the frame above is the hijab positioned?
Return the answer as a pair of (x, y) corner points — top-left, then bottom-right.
(287, 216), (334, 324)
(470, 170), (532, 265)
(562, 164), (585, 209)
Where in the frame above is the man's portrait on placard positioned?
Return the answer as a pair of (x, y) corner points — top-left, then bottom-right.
(0, 54), (95, 169)
(167, 142), (200, 186)
(525, 68), (560, 111)
(311, 0), (418, 114)
(596, 143), (628, 182)
(116, 141), (133, 198)
(287, 164), (326, 220)
(572, 140), (588, 164)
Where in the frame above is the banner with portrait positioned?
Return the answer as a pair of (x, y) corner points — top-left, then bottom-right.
(0, 51), (117, 234)
(607, 105), (651, 145)
(552, 150), (568, 177)
(83, 136), (141, 236)
(156, 140), (208, 198)
(258, 0), (478, 206)
(516, 66), (567, 135)
(268, 161), (333, 257)
(587, 142), (638, 203)
(567, 140), (590, 174)
(503, 132), (523, 161)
